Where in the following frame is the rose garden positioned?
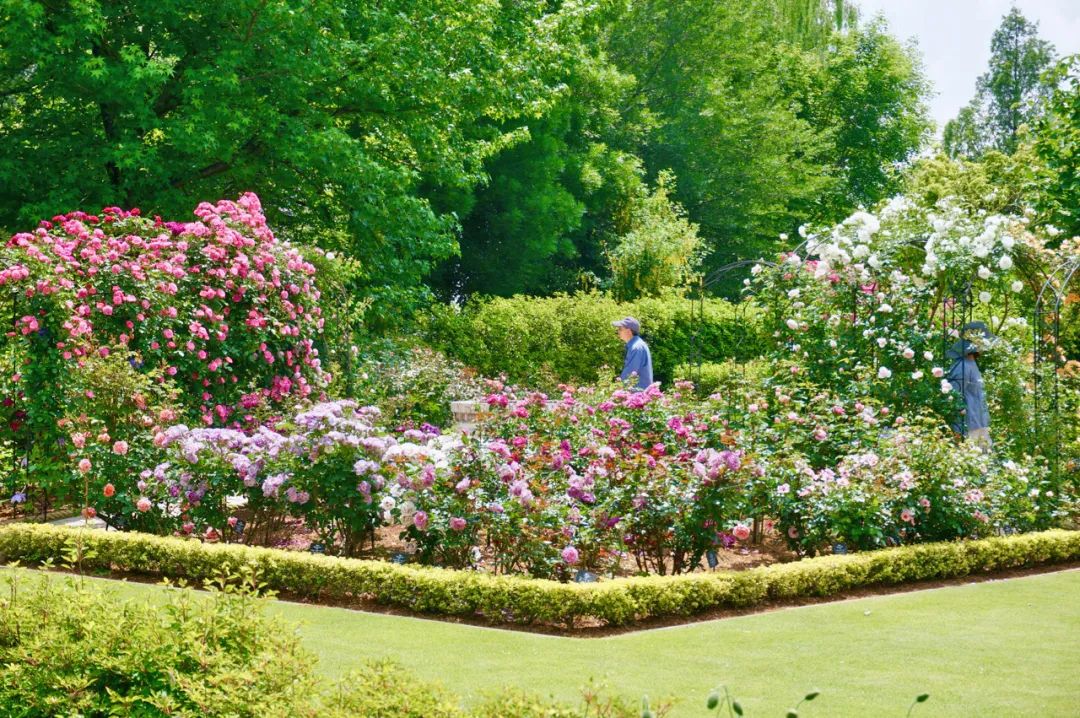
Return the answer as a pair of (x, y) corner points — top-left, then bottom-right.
(1, 2), (1079, 716)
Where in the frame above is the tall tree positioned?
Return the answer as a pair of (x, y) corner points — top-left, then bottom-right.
(604, 0), (929, 267)
(431, 0), (649, 298)
(1035, 55), (1080, 239)
(944, 7), (1056, 158)
(0, 0), (562, 325)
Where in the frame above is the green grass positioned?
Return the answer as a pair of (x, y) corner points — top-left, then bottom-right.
(5, 567), (1079, 717)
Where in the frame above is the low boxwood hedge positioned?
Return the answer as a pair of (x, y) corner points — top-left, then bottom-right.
(1, 523), (1076, 628)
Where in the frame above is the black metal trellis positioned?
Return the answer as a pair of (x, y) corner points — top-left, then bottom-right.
(688, 258), (777, 388)
(1033, 256), (1080, 481)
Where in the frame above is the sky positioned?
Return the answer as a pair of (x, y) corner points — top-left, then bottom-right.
(854, 0), (1080, 133)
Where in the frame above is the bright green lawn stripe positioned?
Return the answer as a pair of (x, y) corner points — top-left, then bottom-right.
(6, 568), (1078, 717)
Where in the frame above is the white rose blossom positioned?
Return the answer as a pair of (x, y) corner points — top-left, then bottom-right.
(878, 367), (892, 379)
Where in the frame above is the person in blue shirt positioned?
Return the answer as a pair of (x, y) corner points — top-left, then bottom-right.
(612, 316), (653, 390)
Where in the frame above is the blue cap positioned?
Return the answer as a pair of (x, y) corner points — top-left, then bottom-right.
(611, 317), (641, 334)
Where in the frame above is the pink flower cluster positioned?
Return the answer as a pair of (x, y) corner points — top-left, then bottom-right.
(2, 193), (327, 426)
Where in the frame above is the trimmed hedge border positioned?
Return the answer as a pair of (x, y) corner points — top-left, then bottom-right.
(1, 523), (1077, 628)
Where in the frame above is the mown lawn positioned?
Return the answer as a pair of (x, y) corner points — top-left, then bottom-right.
(5, 567), (1078, 717)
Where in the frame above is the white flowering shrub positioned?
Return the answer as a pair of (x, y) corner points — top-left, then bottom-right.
(752, 196), (1047, 452)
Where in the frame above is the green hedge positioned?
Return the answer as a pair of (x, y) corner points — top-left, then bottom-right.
(424, 292), (763, 387)
(3, 524), (1076, 628)
(674, 359), (773, 397)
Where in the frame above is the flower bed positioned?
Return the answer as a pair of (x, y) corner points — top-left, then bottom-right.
(76, 372), (1067, 578)
(2, 523), (1076, 628)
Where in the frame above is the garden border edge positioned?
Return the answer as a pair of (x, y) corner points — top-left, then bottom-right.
(1, 523), (1077, 628)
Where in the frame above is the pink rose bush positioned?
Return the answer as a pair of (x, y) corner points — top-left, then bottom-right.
(1, 194), (328, 508)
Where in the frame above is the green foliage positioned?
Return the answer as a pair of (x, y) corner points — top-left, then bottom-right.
(0, 0), (564, 322)
(801, 20), (933, 216)
(673, 361), (772, 399)
(434, 3), (648, 298)
(900, 146), (1044, 218)
(607, 171), (704, 301)
(424, 292), (763, 388)
(2, 524), (1076, 628)
(0, 566), (648, 717)
(0, 565), (318, 717)
(353, 345), (483, 429)
(944, 7), (1057, 158)
(1035, 55), (1080, 239)
(605, 1), (930, 265)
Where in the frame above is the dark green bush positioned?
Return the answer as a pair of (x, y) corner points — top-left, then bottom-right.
(2, 524), (1075, 629)
(424, 292), (763, 388)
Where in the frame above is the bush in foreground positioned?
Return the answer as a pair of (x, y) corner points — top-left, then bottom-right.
(0, 566), (642, 718)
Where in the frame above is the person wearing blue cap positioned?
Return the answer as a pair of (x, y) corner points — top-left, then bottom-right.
(612, 316), (653, 390)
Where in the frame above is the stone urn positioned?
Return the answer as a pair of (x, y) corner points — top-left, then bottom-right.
(450, 400), (478, 433)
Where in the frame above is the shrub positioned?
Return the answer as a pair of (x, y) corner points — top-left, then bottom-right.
(352, 344), (484, 429)
(424, 292), (763, 388)
(673, 360), (772, 398)
(607, 170), (703, 302)
(0, 566), (319, 717)
(0, 193), (329, 509)
(0, 567), (642, 717)
(2, 523), (1075, 628)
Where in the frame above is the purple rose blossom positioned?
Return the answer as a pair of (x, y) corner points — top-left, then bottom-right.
(262, 472), (289, 498)
(413, 511), (429, 531)
(449, 517), (467, 531)
(285, 486), (311, 504)
(455, 478), (471, 494)
(421, 463), (436, 488)
(561, 546), (580, 565)
(720, 450), (742, 471)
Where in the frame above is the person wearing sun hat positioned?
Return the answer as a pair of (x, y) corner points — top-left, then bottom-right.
(611, 316), (653, 390)
(946, 321), (994, 452)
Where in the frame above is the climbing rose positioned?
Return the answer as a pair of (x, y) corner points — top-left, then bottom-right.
(102, 483), (115, 497)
